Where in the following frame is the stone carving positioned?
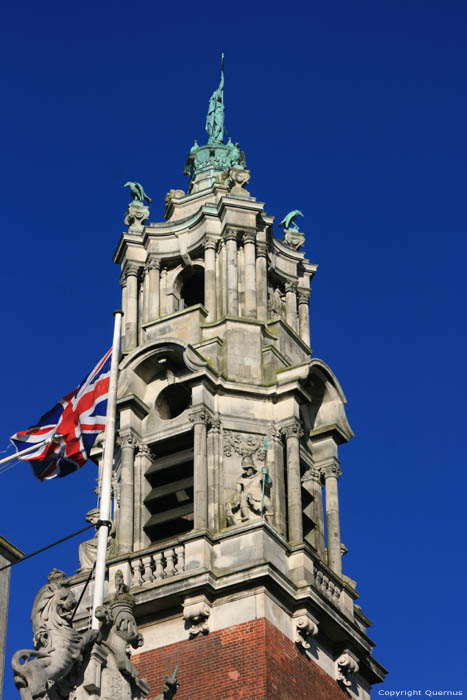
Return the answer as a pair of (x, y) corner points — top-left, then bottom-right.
(225, 453), (273, 526)
(78, 508), (116, 570)
(11, 568), (99, 700)
(293, 611), (319, 650)
(336, 650), (359, 687)
(183, 597), (211, 638)
(124, 202), (149, 230)
(223, 431), (266, 460)
(217, 167), (251, 195)
(279, 210), (305, 250)
(124, 182), (152, 204)
(117, 430), (137, 449)
(206, 53), (225, 144)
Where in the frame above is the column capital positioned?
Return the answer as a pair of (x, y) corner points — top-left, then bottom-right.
(117, 430), (137, 449)
(321, 461), (342, 480)
(145, 256), (160, 273)
(302, 465), (321, 483)
(120, 270), (127, 289)
(209, 417), (222, 433)
(285, 281), (298, 294)
(188, 408), (211, 426)
(256, 241), (268, 258)
(137, 442), (155, 460)
(204, 236), (217, 251)
(298, 289), (311, 304)
(281, 420), (304, 440)
(123, 262), (140, 278)
(223, 228), (239, 243)
(242, 230), (256, 245)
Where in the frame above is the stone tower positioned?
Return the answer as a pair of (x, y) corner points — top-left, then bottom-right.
(72, 65), (387, 699)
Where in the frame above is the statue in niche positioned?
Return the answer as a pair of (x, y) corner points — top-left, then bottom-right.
(226, 453), (273, 526)
(205, 53), (225, 144)
(78, 507), (116, 571)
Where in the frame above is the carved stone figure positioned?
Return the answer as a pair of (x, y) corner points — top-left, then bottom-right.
(11, 569), (99, 700)
(226, 453), (273, 526)
(78, 508), (116, 570)
(124, 182), (152, 204)
(205, 54), (225, 144)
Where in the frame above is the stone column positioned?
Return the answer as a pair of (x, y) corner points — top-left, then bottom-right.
(271, 428), (287, 537)
(298, 290), (311, 347)
(124, 263), (139, 351)
(208, 418), (221, 531)
(285, 282), (298, 331)
(322, 462), (343, 576)
(256, 241), (268, 321)
(120, 271), (127, 345)
(282, 420), (304, 544)
(160, 267), (168, 316)
(117, 430), (137, 553)
(224, 229), (238, 316)
(243, 231), (257, 318)
(189, 409), (210, 530)
(134, 443), (153, 550)
(145, 257), (160, 321)
(204, 237), (217, 322)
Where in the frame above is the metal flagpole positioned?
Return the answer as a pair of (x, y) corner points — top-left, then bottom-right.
(0, 439), (53, 467)
(91, 310), (123, 629)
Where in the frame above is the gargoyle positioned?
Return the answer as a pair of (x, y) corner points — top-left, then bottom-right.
(11, 569), (98, 700)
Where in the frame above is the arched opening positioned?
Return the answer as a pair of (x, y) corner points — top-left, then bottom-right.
(155, 383), (192, 420)
(175, 265), (205, 309)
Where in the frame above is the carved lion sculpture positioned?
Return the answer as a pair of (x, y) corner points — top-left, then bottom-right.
(12, 569), (98, 700)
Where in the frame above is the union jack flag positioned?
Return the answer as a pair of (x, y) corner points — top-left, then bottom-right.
(10, 349), (112, 481)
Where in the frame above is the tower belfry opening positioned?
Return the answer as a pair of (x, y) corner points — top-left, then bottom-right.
(68, 56), (387, 700)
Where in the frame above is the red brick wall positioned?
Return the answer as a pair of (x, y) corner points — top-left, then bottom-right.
(132, 618), (350, 700)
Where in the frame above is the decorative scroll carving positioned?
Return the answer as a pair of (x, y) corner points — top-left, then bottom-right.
(11, 569), (99, 700)
(183, 596), (211, 638)
(225, 453), (273, 526)
(281, 421), (304, 441)
(321, 463), (343, 479)
(293, 610), (319, 650)
(117, 431), (137, 449)
(144, 257), (160, 273)
(336, 650), (359, 687)
(188, 408), (211, 426)
(223, 431), (266, 460)
(298, 290), (311, 305)
(78, 508), (116, 570)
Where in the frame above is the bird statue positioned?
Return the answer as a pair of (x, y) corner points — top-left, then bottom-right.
(124, 181), (152, 204)
(279, 209), (304, 232)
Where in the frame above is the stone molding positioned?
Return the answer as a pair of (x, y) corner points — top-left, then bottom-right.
(336, 649), (360, 687)
(281, 420), (304, 441)
(293, 609), (319, 650)
(183, 595), (211, 638)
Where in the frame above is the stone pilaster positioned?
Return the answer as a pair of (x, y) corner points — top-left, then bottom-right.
(189, 409), (211, 530)
(298, 289), (311, 347)
(124, 263), (139, 351)
(285, 282), (298, 331)
(145, 256), (160, 322)
(256, 241), (268, 321)
(281, 420), (304, 544)
(322, 461), (343, 576)
(207, 418), (221, 532)
(224, 229), (239, 316)
(204, 237), (217, 322)
(120, 270), (127, 344)
(117, 429), (137, 553)
(160, 266), (168, 316)
(243, 231), (257, 318)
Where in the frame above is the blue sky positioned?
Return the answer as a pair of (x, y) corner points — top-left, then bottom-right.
(1, 1), (466, 697)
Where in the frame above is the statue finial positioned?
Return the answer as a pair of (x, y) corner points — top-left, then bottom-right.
(205, 54), (225, 144)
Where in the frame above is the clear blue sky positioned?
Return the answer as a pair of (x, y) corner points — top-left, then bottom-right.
(1, 1), (466, 697)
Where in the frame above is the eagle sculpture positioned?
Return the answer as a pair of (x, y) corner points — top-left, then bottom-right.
(279, 209), (304, 232)
(124, 181), (152, 204)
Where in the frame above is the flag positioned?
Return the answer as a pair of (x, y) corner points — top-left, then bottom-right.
(10, 349), (112, 481)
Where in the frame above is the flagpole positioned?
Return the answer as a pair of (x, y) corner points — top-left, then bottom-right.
(0, 438), (53, 467)
(91, 310), (122, 629)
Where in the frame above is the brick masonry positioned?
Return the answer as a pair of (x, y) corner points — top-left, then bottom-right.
(132, 618), (350, 700)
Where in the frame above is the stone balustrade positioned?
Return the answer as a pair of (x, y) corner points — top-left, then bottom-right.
(313, 561), (342, 604)
(130, 544), (185, 587)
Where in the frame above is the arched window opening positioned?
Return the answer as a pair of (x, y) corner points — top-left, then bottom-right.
(176, 266), (205, 309)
